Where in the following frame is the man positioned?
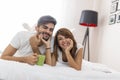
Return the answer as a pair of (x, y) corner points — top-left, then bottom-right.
(1, 15), (57, 65)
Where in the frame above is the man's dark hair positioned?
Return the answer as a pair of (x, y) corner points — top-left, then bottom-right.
(37, 15), (57, 27)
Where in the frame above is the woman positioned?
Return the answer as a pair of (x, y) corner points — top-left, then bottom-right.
(51, 28), (83, 70)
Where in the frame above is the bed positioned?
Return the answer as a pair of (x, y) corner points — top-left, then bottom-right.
(0, 57), (120, 80)
(0, 25), (120, 80)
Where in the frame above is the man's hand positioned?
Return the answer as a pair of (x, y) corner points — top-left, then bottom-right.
(41, 37), (51, 48)
(24, 53), (38, 65)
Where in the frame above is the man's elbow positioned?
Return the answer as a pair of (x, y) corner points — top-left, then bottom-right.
(1, 55), (6, 59)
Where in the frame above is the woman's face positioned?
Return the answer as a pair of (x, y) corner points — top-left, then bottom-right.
(57, 34), (71, 49)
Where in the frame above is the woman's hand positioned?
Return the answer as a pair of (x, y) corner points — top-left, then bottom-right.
(65, 39), (73, 52)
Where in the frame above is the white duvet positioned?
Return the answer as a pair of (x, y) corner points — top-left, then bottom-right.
(0, 58), (120, 80)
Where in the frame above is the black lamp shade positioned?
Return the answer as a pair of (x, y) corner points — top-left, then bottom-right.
(79, 10), (98, 27)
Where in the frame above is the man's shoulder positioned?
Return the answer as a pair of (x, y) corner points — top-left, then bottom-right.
(14, 31), (35, 39)
(16, 31), (35, 36)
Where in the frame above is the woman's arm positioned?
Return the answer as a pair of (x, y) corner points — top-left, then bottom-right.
(64, 39), (83, 70)
(65, 48), (83, 70)
(29, 34), (42, 55)
(74, 48), (83, 69)
(51, 53), (57, 66)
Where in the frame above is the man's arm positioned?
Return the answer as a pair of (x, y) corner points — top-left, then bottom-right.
(31, 46), (41, 55)
(45, 47), (52, 65)
(29, 35), (41, 55)
(1, 44), (38, 65)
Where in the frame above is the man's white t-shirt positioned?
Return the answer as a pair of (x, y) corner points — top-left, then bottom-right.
(10, 31), (53, 57)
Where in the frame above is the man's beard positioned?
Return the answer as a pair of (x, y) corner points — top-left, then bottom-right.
(38, 32), (50, 41)
(43, 36), (49, 41)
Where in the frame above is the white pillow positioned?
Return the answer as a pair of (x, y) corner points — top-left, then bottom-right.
(22, 23), (36, 32)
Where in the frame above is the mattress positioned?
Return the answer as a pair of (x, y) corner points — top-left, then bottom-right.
(0, 59), (119, 80)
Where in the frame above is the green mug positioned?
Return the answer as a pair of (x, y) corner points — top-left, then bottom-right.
(36, 55), (45, 66)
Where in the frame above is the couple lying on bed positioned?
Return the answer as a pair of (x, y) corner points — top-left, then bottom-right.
(1, 15), (83, 70)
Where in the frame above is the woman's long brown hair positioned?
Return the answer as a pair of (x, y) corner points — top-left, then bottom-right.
(53, 28), (77, 62)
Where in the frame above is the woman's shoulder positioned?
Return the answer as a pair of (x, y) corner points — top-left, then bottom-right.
(75, 43), (83, 53)
(77, 43), (83, 49)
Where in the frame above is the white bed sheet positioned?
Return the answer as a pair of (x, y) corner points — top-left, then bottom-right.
(0, 59), (120, 80)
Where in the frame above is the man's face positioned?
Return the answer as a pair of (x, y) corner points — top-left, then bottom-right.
(37, 23), (55, 41)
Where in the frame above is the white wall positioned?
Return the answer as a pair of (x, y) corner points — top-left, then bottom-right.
(0, 0), (93, 51)
(0, 0), (66, 51)
(90, 0), (120, 71)
(1, 0), (119, 71)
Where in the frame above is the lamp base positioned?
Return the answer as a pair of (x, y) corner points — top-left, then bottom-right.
(82, 27), (90, 61)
